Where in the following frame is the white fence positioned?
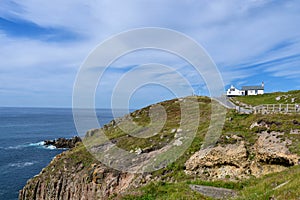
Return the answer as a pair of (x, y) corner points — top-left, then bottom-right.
(253, 104), (299, 114)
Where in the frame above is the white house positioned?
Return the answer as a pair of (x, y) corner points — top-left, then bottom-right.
(227, 82), (264, 96)
(242, 84), (264, 96)
(226, 85), (245, 96)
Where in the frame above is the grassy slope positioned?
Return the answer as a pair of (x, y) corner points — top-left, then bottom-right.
(232, 90), (300, 106)
(236, 165), (300, 200)
(122, 165), (300, 200)
(101, 96), (212, 153)
(38, 92), (300, 200)
(120, 109), (300, 200)
(116, 93), (300, 199)
(222, 110), (300, 155)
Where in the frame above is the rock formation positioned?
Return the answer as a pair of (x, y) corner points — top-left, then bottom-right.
(44, 136), (82, 149)
(185, 141), (249, 180)
(185, 131), (300, 180)
(18, 96), (300, 199)
(19, 143), (149, 200)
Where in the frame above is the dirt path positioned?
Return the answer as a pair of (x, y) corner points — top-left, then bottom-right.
(213, 96), (252, 114)
(189, 184), (237, 199)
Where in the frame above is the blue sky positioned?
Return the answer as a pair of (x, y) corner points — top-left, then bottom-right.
(0, 0), (300, 108)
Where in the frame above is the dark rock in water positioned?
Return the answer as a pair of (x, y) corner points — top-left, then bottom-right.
(44, 136), (81, 149)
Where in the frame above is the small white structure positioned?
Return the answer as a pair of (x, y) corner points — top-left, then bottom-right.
(227, 82), (264, 96)
(242, 85), (264, 96)
(226, 85), (245, 96)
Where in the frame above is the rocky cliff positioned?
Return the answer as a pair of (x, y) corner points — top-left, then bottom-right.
(19, 133), (300, 199)
(185, 132), (299, 180)
(19, 96), (300, 200)
(19, 143), (151, 200)
(44, 136), (82, 149)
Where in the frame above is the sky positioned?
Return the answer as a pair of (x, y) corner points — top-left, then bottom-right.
(0, 0), (300, 108)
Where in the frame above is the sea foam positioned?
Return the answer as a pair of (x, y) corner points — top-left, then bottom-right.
(8, 162), (35, 168)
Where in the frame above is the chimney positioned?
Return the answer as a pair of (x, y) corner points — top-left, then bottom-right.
(262, 81), (264, 88)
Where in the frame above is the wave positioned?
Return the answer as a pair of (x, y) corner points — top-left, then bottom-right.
(2, 141), (57, 150)
(8, 161), (36, 168)
(29, 141), (58, 150)
(28, 141), (58, 150)
(5, 145), (26, 150)
(28, 141), (45, 146)
(45, 145), (56, 150)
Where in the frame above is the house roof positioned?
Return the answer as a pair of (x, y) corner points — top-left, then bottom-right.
(242, 85), (264, 90)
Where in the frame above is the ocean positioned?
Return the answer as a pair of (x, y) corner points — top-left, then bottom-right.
(0, 107), (128, 200)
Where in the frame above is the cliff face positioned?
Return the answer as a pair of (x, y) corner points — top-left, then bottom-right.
(185, 132), (299, 180)
(20, 133), (300, 200)
(19, 96), (300, 199)
(19, 144), (147, 200)
(19, 97), (197, 200)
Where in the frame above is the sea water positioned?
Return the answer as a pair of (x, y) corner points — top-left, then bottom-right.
(0, 107), (128, 200)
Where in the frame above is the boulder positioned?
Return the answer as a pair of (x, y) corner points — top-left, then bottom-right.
(44, 136), (82, 149)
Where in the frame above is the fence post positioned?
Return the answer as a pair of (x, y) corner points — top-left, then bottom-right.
(279, 104), (281, 112)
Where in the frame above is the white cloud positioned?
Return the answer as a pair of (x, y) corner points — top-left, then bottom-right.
(1, 0), (300, 106)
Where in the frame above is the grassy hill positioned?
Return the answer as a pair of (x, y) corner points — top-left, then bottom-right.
(232, 90), (300, 106)
(20, 92), (300, 200)
(82, 93), (300, 199)
(120, 108), (300, 199)
(122, 165), (300, 200)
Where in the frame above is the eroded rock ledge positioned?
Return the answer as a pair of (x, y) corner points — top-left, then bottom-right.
(19, 131), (299, 200)
(185, 131), (300, 180)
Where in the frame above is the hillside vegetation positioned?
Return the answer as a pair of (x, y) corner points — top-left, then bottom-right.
(121, 109), (300, 199)
(232, 90), (300, 106)
(20, 92), (300, 200)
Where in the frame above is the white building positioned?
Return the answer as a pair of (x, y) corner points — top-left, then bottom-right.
(226, 85), (245, 96)
(242, 85), (264, 96)
(226, 82), (264, 96)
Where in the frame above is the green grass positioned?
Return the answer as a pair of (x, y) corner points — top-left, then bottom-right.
(234, 165), (300, 200)
(222, 110), (300, 145)
(67, 143), (96, 167)
(121, 166), (300, 200)
(115, 94), (299, 199)
(122, 181), (210, 200)
(232, 90), (300, 106)
(85, 96), (212, 157)
(26, 91), (300, 200)
(83, 94), (299, 199)
(187, 179), (245, 190)
(78, 93), (300, 199)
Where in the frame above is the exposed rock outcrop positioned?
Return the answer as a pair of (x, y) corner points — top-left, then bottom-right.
(44, 136), (82, 149)
(18, 95), (300, 199)
(250, 119), (282, 130)
(19, 144), (148, 200)
(253, 131), (298, 166)
(189, 185), (237, 199)
(20, 132), (300, 199)
(185, 132), (300, 180)
(185, 141), (250, 180)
